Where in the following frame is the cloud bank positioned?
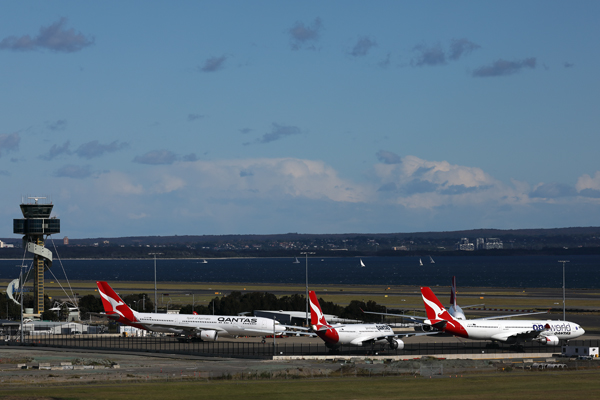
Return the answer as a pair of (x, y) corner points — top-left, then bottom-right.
(473, 57), (536, 77)
(48, 152), (600, 236)
(0, 18), (94, 52)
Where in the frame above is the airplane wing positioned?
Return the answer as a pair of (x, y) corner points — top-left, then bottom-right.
(362, 310), (427, 322)
(460, 304), (485, 309)
(284, 330), (317, 337)
(137, 322), (229, 334)
(490, 329), (542, 342)
(351, 331), (439, 346)
(280, 325), (311, 331)
(88, 312), (111, 319)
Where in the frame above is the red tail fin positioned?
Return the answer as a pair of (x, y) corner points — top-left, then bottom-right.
(308, 291), (329, 329)
(421, 286), (454, 322)
(450, 276), (457, 308)
(96, 281), (137, 322)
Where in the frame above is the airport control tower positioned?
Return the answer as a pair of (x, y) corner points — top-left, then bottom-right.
(13, 197), (60, 314)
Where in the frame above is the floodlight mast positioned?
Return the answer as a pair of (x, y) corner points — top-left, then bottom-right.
(300, 252), (315, 327)
(149, 253), (163, 313)
(558, 260), (569, 321)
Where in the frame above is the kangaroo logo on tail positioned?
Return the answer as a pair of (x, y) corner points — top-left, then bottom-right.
(97, 281), (137, 322)
(308, 291), (329, 330)
(421, 286), (456, 329)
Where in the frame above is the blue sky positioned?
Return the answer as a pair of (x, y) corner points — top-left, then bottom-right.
(1, 1), (599, 238)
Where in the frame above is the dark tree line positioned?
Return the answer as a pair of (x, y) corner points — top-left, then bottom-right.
(178, 291), (387, 323)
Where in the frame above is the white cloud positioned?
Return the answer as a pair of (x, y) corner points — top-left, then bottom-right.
(366, 154), (537, 211)
(576, 171), (600, 191)
(94, 171), (144, 195)
(177, 158), (368, 203)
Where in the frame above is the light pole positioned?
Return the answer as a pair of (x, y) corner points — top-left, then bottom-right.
(149, 253), (162, 313)
(300, 252), (315, 327)
(558, 260), (569, 321)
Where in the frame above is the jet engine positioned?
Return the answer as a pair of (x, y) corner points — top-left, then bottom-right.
(388, 339), (404, 350)
(199, 330), (219, 342)
(539, 335), (559, 346)
(416, 324), (434, 332)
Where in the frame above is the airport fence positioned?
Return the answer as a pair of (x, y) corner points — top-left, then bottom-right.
(7, 325), (598, 358)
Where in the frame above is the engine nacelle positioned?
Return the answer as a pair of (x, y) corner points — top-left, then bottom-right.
(416, 324), (434, 332)
(540, 335), (559, 346)
(199, 330), (219, 342)
(388, 339), (404, 350)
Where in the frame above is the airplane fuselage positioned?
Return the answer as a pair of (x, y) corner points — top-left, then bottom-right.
(317, 324), (395, 346)
(460, 319), (584, 342)
(112, 311), (285, 337)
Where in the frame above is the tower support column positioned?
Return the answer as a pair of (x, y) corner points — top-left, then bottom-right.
(13, 198), (60, 316)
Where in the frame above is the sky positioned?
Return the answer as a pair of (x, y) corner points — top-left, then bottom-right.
(1, 1), (599, 238)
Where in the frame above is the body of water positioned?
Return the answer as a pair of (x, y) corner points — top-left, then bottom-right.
(1, 255), (598, 289)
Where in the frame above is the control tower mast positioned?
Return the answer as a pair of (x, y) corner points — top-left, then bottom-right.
(13, 197), (60, 315)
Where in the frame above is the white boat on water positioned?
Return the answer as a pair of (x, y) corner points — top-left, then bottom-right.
(419, 258), (423, 266)
(293, 257), (300, 264)
(360, 259), (366, 267)
(429, 256), (435, 264)
(201, 259), (208, 264)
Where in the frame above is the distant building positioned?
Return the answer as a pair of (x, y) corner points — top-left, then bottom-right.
(476, 238), (485, 250)
(393, 246), (409, 251)
(476, 237), (503, 250)
(63, 236), (69, 245)
(485, 238), (503, 250)
(0, 240), (14, 248)
(455, 238), (474, 251)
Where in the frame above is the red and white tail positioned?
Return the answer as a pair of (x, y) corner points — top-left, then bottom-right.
(309, 291), (329, 330)
(96, 281), (137, 322)
(421, 286), (454, 322)
(450, 276), (457, 308)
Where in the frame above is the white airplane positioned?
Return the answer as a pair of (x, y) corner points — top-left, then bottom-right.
(448, 276), (485, 320)
(309, 290), (432, 350)
(420, 286), (585, 347)
(365, 276), (543, 323)
(96, 281), (287, 341)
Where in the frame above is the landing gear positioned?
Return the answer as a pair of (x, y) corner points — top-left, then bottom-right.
(509, 344), (525, 352)
(177, 336), (203, 343)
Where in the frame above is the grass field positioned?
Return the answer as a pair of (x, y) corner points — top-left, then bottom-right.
(2, 371), (600, 399)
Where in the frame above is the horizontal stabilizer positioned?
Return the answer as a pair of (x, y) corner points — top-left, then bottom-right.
(432, 320), (447, 330)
